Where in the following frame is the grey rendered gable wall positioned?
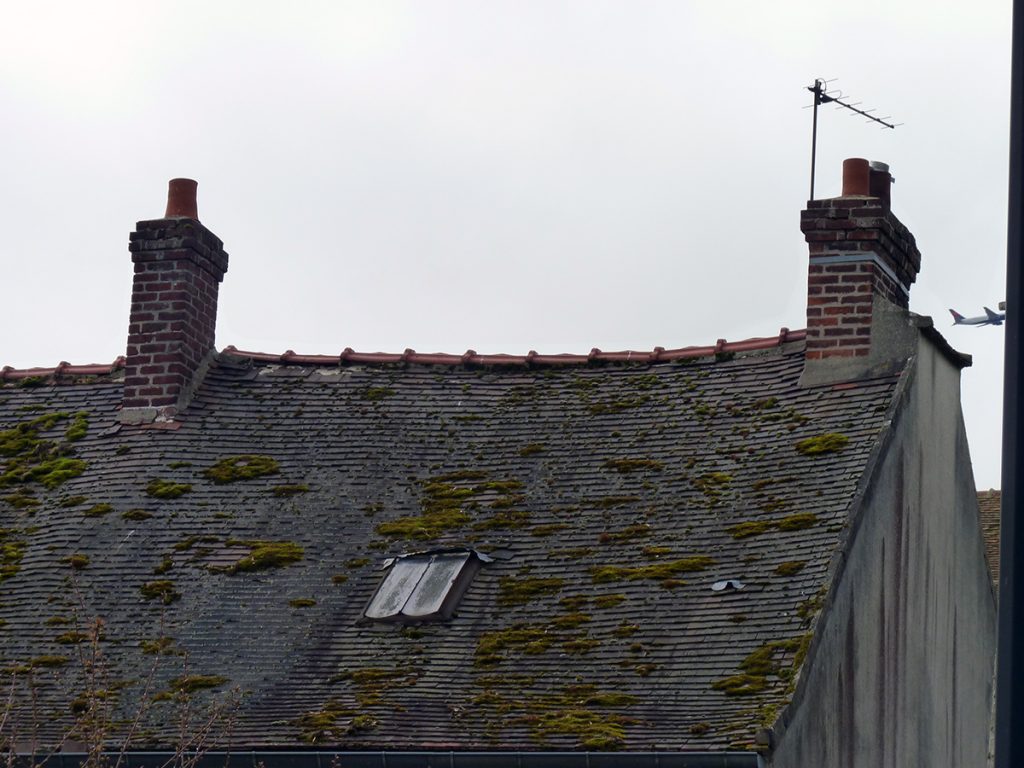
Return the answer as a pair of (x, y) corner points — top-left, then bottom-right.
(768, 334), (996, 767)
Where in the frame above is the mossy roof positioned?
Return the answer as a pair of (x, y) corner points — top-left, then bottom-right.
(0, 342), (901, 753)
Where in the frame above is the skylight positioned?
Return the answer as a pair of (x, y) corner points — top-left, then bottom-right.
(364, 549), (485, 622)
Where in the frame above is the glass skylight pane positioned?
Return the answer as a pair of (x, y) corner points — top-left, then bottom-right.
(402, 553), (470, 617)
(365, 558), (430, 619)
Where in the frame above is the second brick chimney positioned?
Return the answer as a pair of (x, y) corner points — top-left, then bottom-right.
(799, 158), (921, 385)
(121, 180), (229, 423)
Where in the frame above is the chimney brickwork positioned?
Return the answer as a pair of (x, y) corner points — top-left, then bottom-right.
(122, 182), (228, 421)
(800, 159), (921, 363)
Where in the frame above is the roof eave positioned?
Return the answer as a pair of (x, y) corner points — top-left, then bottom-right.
(23, 750), (765, 768)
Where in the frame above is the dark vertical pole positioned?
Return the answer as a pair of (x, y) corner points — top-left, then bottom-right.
(996, 0), (1024, 765)
(810, 79), (821, 201)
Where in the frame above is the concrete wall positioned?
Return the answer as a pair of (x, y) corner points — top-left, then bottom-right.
(771, 335), (996, 767)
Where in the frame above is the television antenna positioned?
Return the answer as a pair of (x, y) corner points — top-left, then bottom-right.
(806, 78), (901, 199)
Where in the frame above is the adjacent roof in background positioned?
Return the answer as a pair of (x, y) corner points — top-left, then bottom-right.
(978, 489), (1001, 584)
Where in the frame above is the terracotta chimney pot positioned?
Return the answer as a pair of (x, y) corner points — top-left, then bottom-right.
(165, 178), (199, 220)
(841, 158), (871, 196)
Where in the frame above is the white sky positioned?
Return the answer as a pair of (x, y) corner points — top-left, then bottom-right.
(0, 1), (1010, 489)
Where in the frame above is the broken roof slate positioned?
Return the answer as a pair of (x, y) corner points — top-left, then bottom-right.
(0, 341), (901, 753)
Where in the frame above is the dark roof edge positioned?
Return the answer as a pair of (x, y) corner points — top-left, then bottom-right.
(912, 315), (973, 369)
(222, 329), (806, 369)
(19, 750), (764, 768)
(764, 352), (918, 748)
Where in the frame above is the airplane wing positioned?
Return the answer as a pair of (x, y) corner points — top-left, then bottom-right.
(985, 307), (1004, 323)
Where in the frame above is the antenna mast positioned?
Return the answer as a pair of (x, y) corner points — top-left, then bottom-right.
(807, 78), (901, 200)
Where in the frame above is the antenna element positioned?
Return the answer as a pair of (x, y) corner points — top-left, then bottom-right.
(807, 78), (900, 200)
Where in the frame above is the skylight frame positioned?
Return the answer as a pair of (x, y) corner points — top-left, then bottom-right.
(363, 549), (484, 623)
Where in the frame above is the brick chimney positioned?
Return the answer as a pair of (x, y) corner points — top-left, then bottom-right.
(121, 180), (229, 423)
(799, 158), (921, 385)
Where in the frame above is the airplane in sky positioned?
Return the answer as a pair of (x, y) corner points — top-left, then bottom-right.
(949, 307), (1005, 327)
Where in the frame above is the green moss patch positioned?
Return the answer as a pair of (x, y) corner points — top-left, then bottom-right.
(476, 624), (554, 666)
(711, 636), (810, 697)
(122, 508), (153, 521)
(376, 508), (471, 540)
(548, 546), (594, 559)
(64, 412), (89, 442)
(590, 556), (714, 583)
(203, 455), (280, 484)
(498, 576), (564, 606)
(1, 530), (27, 582)
(289, 598), (317, 608)
(775, 560), (807, 576)
(294, 701), (359, 744)
(591, 496), (640, 509)
(146, 479), (191, 499)
(54, 630), (89, 645)
(612, 622), (639, 638)
(83, 503), (113, 518)
(795, 433), (849, 455)
(376, 472), (523, 541)
(602, 458), (664, 473)
(334, 666), (419, 707)
(173, 534), (220, 552)
(0, 413), (67, 456)
(593, 594), (626, 608)
(217, 540), (304, 574)
(3, 490), (39, 509)
(531, 708), (632, 750)
(519, 443), (546, 457)
(0, 412), (92, 491)
(2, 457), (87, 490)
(271, 484), (309, 497)
(362, 386), (395, 402)
(727, 513), (818, 539)
(140, 580), (181, 605)
(693, 472), (732, 503)
(599, 523), (651, 544)
(531, 523), (569, 537)
(169, 674), (228, 693)
(797, 586), (826, 620)
(62, 553), (90, 569)
(27, 655), (69, 669)
(563, 637), (601, 654)
(641, 545), (672, 558)
(727, 521), (773, 539)
(141, 637), (182, 655)
(777, 513), (819, 531)
(551, 612), (592, 629)
(474, 509), (532, 531)
(60, 495), (87, 507)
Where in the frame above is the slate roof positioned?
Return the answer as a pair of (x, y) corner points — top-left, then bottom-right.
(978, 489), (1001, 584)
(0, 337), (903, 754)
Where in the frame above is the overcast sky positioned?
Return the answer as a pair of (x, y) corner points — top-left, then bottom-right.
(0, 1), (1011, 489)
